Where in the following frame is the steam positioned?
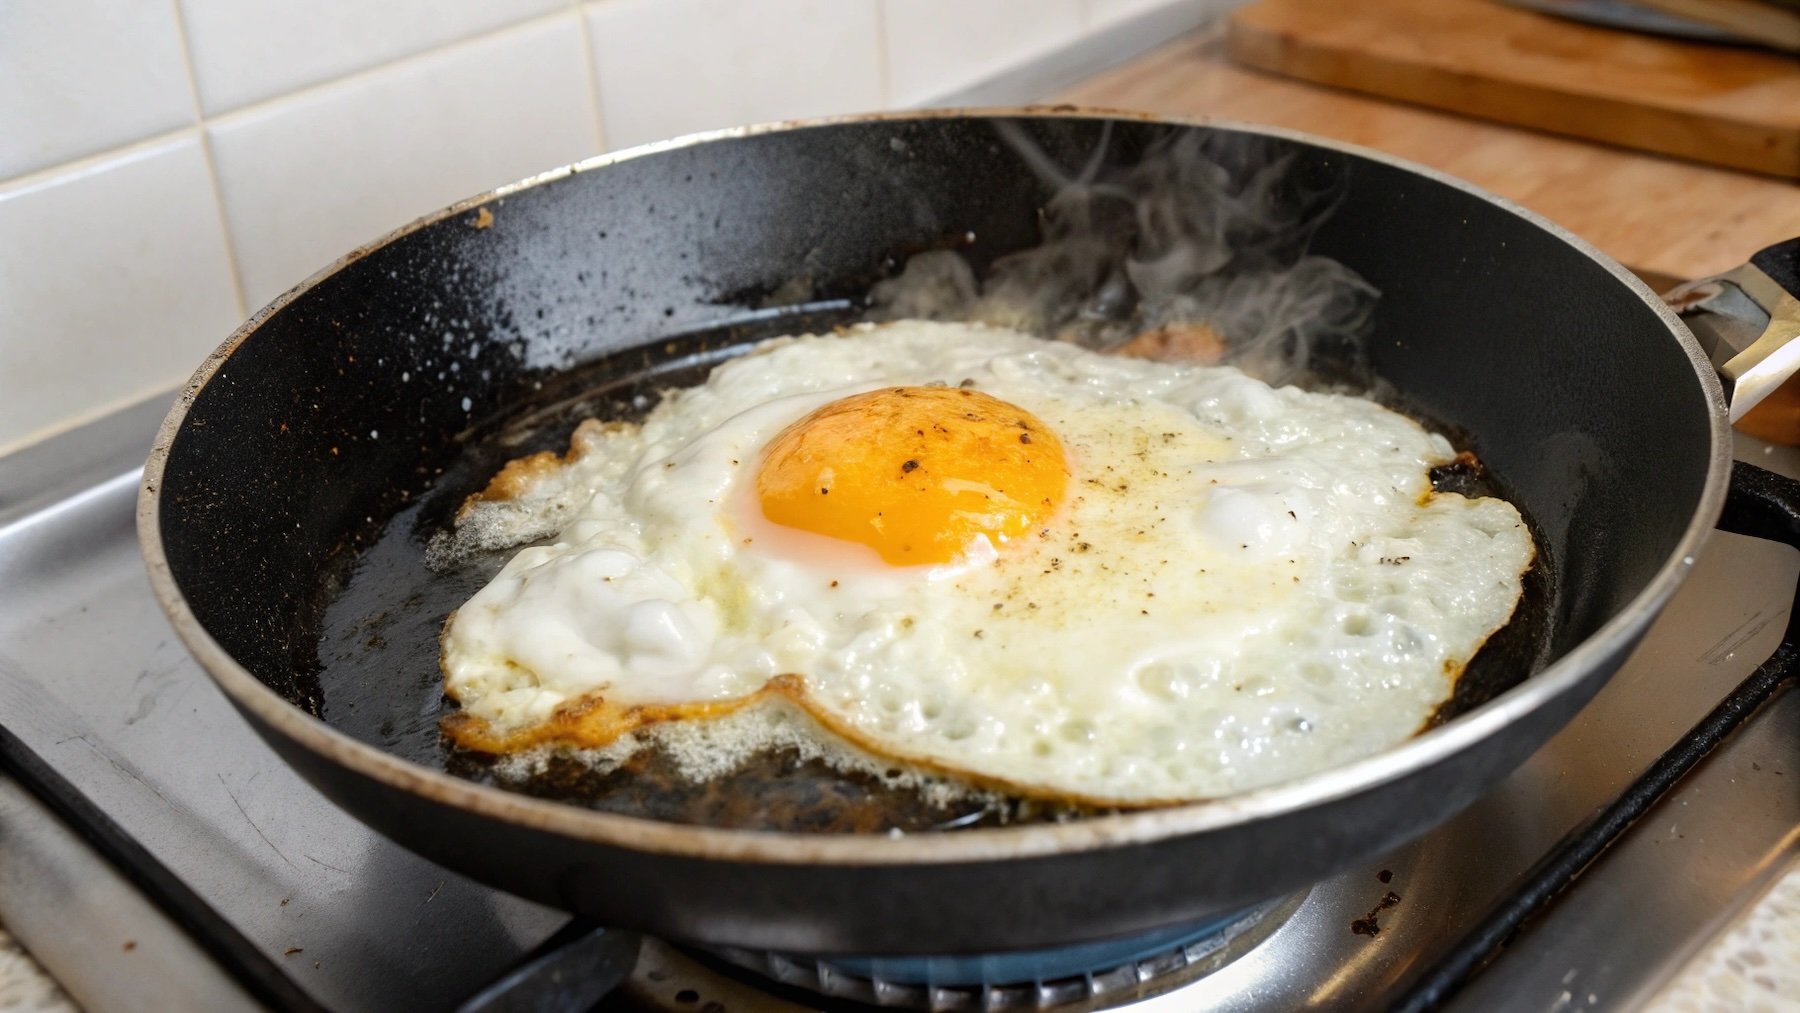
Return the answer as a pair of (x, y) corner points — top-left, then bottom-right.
(868, 124), (1379, 390)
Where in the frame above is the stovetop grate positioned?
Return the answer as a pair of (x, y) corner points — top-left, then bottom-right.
(703, 898), (1292, 1012)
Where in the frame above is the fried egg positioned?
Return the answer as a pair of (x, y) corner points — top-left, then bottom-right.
(438, 321), (1534, 805)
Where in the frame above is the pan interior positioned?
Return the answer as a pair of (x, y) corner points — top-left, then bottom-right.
(153, 115), (1712, 835)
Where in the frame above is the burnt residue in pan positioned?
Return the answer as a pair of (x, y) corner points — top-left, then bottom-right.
(444, 747), (1097, 833)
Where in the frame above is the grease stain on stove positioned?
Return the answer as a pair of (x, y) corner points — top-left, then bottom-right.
(1353, 869), (1403, 937)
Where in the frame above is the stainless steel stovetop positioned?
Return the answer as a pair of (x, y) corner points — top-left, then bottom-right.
(1, 395), (1795, 1012)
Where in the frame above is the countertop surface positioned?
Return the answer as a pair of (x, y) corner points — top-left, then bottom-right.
(1652, 867), (1800, 1011)
(5, 23), (1799, 1013)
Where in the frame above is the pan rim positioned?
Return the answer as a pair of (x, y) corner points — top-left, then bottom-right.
(137, 107), (1731, 866)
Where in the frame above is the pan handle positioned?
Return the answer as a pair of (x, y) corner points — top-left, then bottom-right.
(1667, 237), (1800, 437)
(1750, 237), (1800, 301)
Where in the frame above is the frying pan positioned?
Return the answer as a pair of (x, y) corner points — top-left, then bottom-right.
(138, 111), (1800, 958)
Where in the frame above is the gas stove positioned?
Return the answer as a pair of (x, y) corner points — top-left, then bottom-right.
(1, 393), (1795, 1012)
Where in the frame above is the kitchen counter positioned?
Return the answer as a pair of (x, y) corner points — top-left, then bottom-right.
(1653, 864), (1800, 1010)
(5, 23), (1797, 1013)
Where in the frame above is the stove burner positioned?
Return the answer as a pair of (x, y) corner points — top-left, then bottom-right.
(704, 895), (1300, 1012)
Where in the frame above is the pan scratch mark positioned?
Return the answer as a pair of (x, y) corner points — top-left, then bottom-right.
(217, 773), (297, 869)
(424, 880), (444, 904)
(303, 854), (351, 875)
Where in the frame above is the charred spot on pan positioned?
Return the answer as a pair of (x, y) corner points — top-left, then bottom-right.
(1350, 890), (1402, 937)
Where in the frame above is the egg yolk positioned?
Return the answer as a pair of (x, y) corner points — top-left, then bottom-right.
(756, 386), (1068, 565)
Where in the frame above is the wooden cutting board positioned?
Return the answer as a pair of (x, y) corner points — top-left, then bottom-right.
(1055, 28), (1800, 283)
(1226, 0), (1800, 178)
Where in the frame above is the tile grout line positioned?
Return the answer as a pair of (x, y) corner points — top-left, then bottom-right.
(0, 127), (202, 195)
(572, 1), (610, 153)
(166, 0), (248, 320)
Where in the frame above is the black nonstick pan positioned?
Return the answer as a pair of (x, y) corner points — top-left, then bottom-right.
(139, 111), (1800, 959)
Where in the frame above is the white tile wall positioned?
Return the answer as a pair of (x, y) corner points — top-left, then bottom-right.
(210, 13), (599, 309)
(0, 0), (195, 180)
(0, 139), (241, 453)
(585, 0), (883, 150)
(178, 0), (569, 115)
(0, 0), (1202, 455)
(883, 0), (1086, 107)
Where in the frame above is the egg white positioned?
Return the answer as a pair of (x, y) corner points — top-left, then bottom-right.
(438, 320), (1534, 804)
